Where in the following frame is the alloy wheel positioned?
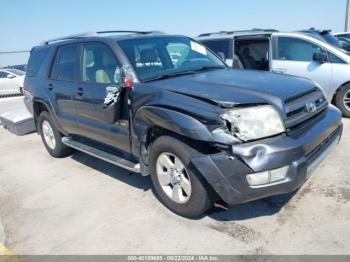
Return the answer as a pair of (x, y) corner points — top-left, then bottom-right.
(156, 152), (192, 204)
(343, 89), (350, 112)
(42, 120), (56, 150)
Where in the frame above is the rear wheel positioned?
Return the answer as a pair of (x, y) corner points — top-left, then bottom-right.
(38, 111), (73, 158)
(149, 135), (215, 218)
(335, 84), (350, 117)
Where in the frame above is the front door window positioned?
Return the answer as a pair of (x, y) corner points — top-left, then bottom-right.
(276, 37), (326, 62)
(81, 43), (119, 85)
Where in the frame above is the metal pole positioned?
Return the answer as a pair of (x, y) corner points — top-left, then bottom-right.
(346, 0), (350, 31)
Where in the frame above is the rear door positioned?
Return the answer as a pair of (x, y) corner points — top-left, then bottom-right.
(48, 44), (80, 134)
(271, 36), (331, 90)
(74, 42), (130, 152)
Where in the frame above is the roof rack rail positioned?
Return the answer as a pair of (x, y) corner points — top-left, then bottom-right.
(198, 31), (230, 37)
(251, 28), (279, 32)
(96, 30), (157, 35)
(41, 30), (163, 45)
(198, 28), (278, 37)
(40, 32), (96, 45)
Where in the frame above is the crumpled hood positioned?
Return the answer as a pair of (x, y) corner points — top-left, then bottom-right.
(149, 68), (317, 112)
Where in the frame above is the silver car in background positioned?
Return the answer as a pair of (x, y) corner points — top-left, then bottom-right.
(0, 68), (25, 96)
(198, 30), (350, 117)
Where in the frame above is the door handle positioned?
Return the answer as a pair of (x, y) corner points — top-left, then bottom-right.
(48, 83), (54, 90)
(76, 87), (84, 96)
(272, 68), (287, 74)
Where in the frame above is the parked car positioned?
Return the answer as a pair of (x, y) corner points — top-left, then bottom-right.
(5, 64), (27, 72)
(299, 28), (350, 54)
(0, 68), (25, 96)
(333, 32), (350, 48)
(198, 30), (350, 117)
(24, 31), (342, 218)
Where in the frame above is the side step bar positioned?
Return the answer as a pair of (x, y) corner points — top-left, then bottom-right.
(62, 137), (140, 173)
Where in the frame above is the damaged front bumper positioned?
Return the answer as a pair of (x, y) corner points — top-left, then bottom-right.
(191, 105), (343, 206)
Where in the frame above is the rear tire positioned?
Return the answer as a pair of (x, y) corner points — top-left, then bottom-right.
(149, 135), (215, 218)
(38, 111), (73, 158)
(335, 84), (350, 117)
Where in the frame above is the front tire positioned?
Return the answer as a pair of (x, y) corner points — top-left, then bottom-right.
(335, 84), (350, 117)
(38, 111), (73, 158)
(149, 135), (215, 218)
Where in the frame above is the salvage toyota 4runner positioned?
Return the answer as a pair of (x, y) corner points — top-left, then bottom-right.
(24, 31), (343, 218)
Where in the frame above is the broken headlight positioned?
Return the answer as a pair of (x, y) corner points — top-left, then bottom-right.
(221, 105), (285, 141)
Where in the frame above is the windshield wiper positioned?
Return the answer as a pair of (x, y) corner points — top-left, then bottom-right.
(143, 70), (196, 82)
(192, 65), (226, 72)
(143, 65), (226, 82)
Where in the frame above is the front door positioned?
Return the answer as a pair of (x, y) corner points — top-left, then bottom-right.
(74, 42), (130, 153)
(271, 36), (331, 92)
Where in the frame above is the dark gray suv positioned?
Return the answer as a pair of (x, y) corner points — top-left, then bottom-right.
(24, 31), (342, 218)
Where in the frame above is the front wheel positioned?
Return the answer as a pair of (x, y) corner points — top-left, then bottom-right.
(335, 84), (350, 117)
(149, 135), (215, 218)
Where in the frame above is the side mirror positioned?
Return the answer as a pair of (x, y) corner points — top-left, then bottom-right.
(114, 66), (134, 88)
(7, 74), (15, 79)
(313, 52), (327, 63)
(217, 52), (226, 61)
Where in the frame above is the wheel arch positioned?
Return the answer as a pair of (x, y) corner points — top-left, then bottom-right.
(33, 100), (50, 119)
(133, 106), (215, 144)
(332, 81), (350, 104)
(32, 99), (65, 134)
(131, 106), (227, 169)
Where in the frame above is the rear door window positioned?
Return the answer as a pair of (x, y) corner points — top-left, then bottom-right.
(50, 45), (78, 81)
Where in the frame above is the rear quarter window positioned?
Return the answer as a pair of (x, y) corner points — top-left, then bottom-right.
(328, 52), (346, 64)
(26, 48), (49, 77)
(201, 40), (232, 58)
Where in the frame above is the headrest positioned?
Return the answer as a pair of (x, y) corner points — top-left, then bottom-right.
(140, 49), (158, 64)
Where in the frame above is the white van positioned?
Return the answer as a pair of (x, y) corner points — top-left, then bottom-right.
(198, 30), (350, 117)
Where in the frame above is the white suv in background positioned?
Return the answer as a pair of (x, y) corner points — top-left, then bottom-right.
(0, 68), (25, 96)
(198, 30), (350, 117)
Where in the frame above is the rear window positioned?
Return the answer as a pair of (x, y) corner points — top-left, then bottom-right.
(26, 48), (49, 77)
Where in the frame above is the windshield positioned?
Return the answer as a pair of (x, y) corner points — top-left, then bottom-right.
(321, 33), (341, 46)
(6, 69), (25, 76)
(118, 36), (226, 82)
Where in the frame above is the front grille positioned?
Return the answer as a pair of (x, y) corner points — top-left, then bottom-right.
(306, 127), (340, 163)
(284, 88), (328, 129)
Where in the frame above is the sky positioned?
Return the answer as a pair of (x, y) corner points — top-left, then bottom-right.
(0, 0), (347, 66)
